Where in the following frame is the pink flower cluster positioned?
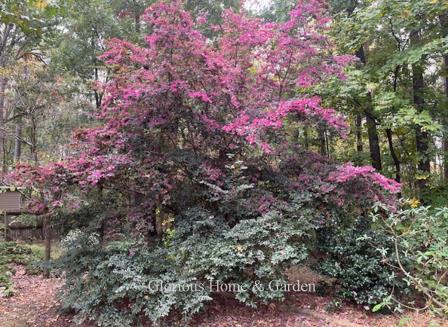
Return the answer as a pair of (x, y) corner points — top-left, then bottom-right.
(328, 163), (401, 194)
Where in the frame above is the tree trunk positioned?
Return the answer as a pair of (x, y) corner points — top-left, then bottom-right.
(444, 83), (448, 181)
(441, 14), (448, 181)
(356, 113), (363, 153)
(411, 31), (431, 194)
(318, 126), (327, 156)
(365, 96), (382, 171)
(91, 36), (102, 109)
(14, 118), (22, 163)
(94, 67), (102, 109)
(356, 46), (382, 171)
(386, 65), (402, 184)
(42, 214), (51, 279)
(386, 128), (401, 183)
(304, 127), (309, 150)
(30, 116), (38, 165)
(0, 77), (7, 172)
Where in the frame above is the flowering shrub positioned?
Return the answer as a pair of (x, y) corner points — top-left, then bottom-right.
(6, 0), (402, 324)
(328, 163), (400, 194)
(6, 0), (399, 217)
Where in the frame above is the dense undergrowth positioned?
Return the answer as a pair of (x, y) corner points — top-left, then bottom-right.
(0, 242), (40, 297)
(53, 202), (447, 326)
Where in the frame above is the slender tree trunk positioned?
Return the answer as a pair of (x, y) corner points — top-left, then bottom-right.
(365, 96), (382, 170)
(386, 129), (401, 183)
(14, 117), (22, 163)
(30, 116), (38, 165)
(94, 67), (102, 109)
(356, 46), (382, 170)
(0, 25), (13, 172)
(356, 114), (363, 152)
(1, 138), (5, 173)
(318, 126), (327, 156)
(0, 77), (7, 172)
(386, 66), (402, 184)
(91, 36), (102, 109)
(441, 14), (448, 181)
(411, 31), (431, 194)
(304, 127), (309, 150)
(42, 213), (51, 279)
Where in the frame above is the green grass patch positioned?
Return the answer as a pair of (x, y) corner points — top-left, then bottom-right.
(23, 242), (62, 261)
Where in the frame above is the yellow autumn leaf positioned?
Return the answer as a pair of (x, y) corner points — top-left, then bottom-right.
(408, 198), (420, 208)
(34, 0), (48, 10)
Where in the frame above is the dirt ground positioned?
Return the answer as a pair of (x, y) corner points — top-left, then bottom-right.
(0, 265), (446, 327)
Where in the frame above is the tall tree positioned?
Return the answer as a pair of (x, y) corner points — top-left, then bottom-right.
(356, 46), (382, 171)
(0, 0), (57, 169)
(411, 29), (431, 193)
(318, 0), (447, 196)
(441, 13), (448, 181)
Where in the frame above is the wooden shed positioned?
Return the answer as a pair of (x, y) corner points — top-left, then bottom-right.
(0, 187), (44, 241)
(0, 189), (23, 214)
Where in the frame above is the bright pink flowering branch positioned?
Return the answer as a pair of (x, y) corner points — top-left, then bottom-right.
(328, 163), (401, 194)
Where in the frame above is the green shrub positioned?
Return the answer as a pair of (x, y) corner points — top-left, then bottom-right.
(59, 231), (195, 326)
(171, 209), (312, 305)
(316, 219), (398, 309)
(371, 204), (448, 315)
(8, 214), (42, 228)
(58, 206), (315, 326)
(0, 242), (35, 296)
(422, 185), (448, 207)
